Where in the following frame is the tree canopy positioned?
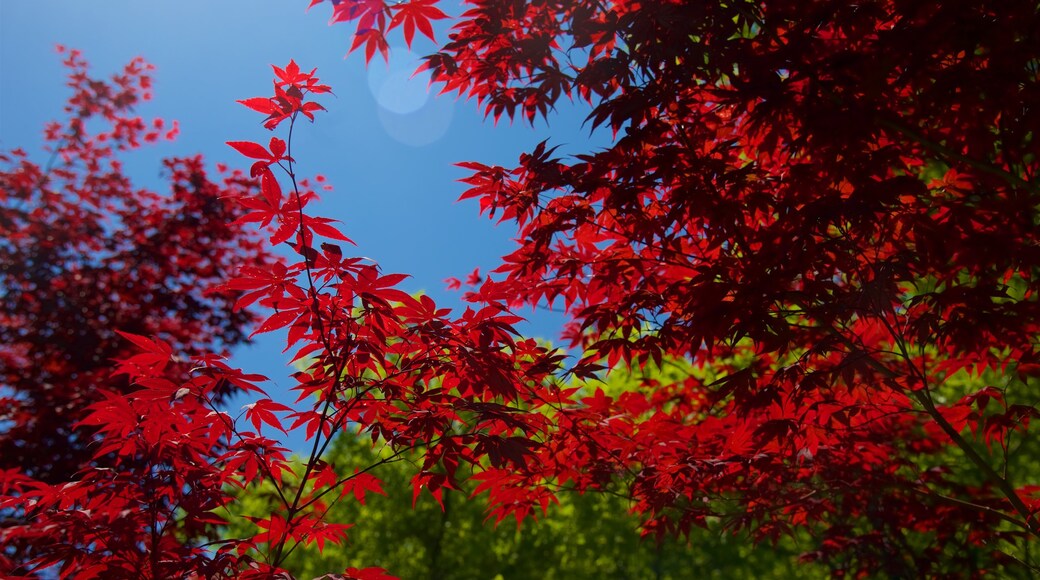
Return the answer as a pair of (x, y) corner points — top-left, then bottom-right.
(2, 1), (1040, 577)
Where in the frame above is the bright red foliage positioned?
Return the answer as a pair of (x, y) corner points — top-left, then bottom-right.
(0, 47), (276, 572)
(314, 0), (1040, 575)
(5, 0), (1040, 577)
(1, 52), (567, 579)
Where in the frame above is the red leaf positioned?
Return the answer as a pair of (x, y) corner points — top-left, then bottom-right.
(344, 568), (398, 580)
(269, 136), (286, 159)
(389, 0), (447, 48)
(269, 214), (300, 246)
(341, 471), (386, 505)
(255, 172), (280, 209)
(306, 217), (355, 243)
(350, 29), (390, 64)
(251, 309), (301, 337)
(237, 97), (276, 114)
(227, 140), (274, 160)
(244, 399), (292, 434)
(115, 330), (172, 357)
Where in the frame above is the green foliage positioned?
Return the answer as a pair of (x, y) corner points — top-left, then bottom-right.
(230, 431), (819, 580)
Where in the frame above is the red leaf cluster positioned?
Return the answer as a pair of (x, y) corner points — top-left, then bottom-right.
(1, 55), (569, 579)
(0, 49), (279, 575)
(7, 0), (1040, 576)
(237, 60), (331, 132)
(324, 0), (1040, 575)
(0, 38), (278, 522)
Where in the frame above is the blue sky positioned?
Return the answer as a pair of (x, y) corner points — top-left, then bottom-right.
(1, 1), (605, 450)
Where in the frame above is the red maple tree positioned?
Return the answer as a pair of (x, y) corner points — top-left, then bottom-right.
(1, 54), (565, 578)
(0, 47), (276, 572)
(0, 47), (274, 483)
(317, 0), (1040, 575)
(3, 0), (1039, 577)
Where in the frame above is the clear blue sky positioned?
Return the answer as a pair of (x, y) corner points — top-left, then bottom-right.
(1, 1), (605, 450)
